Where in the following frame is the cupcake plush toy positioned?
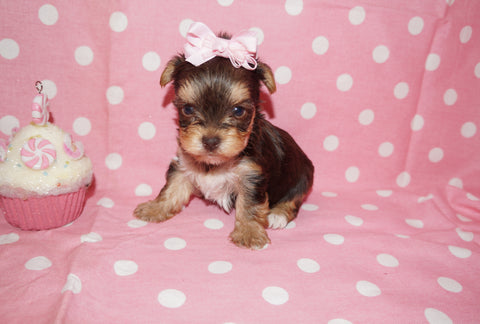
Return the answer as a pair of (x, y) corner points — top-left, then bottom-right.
(0, 82), (93, 230)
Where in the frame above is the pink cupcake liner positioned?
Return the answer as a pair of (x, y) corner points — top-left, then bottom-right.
(0, 186), (88, 230)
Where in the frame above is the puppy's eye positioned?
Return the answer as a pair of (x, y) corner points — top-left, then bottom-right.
(232, 106), (246, 118)
(182, 105), (195, 116)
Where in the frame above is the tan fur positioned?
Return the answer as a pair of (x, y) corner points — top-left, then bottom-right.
(258, 62), (276, 94)
(230, 192), (270, 249)
(134, 165), (194, 222)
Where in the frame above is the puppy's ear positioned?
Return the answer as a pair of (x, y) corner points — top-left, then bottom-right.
(257, 62), (276, 94)
(160, 55), (184, 87)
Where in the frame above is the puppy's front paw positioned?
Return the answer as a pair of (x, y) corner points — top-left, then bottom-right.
(267, 213), (288, 229)
(229, 221), (271, 250)
(134, 200), (177, 223)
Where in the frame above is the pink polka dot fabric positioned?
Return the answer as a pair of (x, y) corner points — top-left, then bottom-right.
(1, 1), (479, 323)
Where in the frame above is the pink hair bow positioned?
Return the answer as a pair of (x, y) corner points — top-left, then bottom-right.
(184, 22), (258, 70)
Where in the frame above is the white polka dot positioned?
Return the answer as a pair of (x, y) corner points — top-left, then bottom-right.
(0, 115), (20, 136)
(378, 142), (394, 157)
(25, 256), (52, 270)
(142, 51), (161, 72)
(361, 204), (378, 211)
(285, 0), (303, 16)
(208, 261), (232, 274)
(106, 86), (124, 105)
(61, 273), (82, 294)
(425, 308), (453, 324)
(425, 53), (441, 71)
(475, 62), (480, 78)
(408, 16), (424, 35)
(394, 82), (409, 99)
(459, 25), (472, 44)
(97, 197), (114, 208)
(249, 27), (264, 45)
(109, 12), (128, 32)
(328, 320), (353, 324)
(158, 289), (186, 308)
(217, 0), (234, 6)
(448, 178), (463, 189)
(321, 192), (338, 198)
(345, 166), (360, 183)
(358, 109), (374, 125)
(73, 117), (91, 136)
(164, 237), (187, 250)
(128, 219), (148, 228)
(114, 260), (138, 276)
(448, 245), (471, 258)
(297, 258), (320, 273)
(428, 148), (444, 163)
(0, 38), (20, 59)
(411, 114), (424, 131)
(396, 171), (411, 188)
(324, 234), (344, 245)
(376, 190), (393, 197)
(372, 45), (389, 63)
(286, 221), (296, 229)
(135, 183), (153, 197)
(438, 277), (463, 293)
(204, 218), (224, 230)
(80, 232), (103, 243)
(275, 66), (292, 85)
(447, 0), (455, 6)
(138, 122), (156, 140)
(406, 219), (424, 228)
(38, 4), (58, 25)
(456, 214), (471, 222)
(461, 122), (476, 138)
(443, 89), (457, 106)
(312, 36), (329, 55)
(105, 153), (122, 170)
(345, 215), (363, 226)
(41, 79), (57, 99)
(300, 102), (317, 120)
(336, 73), (353, 92)
(456, 228), (474, 242)
(356, 280), (381, 297)
(323, 135), (339, 151)
(349, 6), (366, 25)
(301, 203), (319, 211)
(467, 192), (479, 201)
(418, 194), (434, 203)
(262, 286), (289, 305)
(0, 233), (19, 245)
(75, 46), (94, 66)
(376, 253), (399, 267)
(179, 19), (194, 37)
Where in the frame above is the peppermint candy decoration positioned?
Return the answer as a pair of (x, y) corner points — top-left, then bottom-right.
(21, 137), (57, 170)
(0, 139), (7, 162)
(63, 133), (84, 160)
(32, 93), (50, 126)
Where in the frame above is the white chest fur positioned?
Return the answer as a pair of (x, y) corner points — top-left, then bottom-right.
(185, 169), (238, 212)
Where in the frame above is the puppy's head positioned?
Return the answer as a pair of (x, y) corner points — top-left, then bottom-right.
(160, 51), (276, 166)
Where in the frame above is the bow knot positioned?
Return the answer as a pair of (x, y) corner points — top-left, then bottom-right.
(184, 22), (258, 70)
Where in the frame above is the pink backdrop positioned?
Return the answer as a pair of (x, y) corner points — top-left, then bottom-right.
(1, 1), (479, 323)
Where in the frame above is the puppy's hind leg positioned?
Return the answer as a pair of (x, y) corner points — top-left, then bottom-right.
(267, 198), (303, 229)
(134, 163), (193, 223)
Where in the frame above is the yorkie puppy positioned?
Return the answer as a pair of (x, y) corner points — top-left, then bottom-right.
(134, 22), (314, 249)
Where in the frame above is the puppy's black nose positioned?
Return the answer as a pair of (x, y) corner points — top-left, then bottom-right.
(202, 136), (221, 151)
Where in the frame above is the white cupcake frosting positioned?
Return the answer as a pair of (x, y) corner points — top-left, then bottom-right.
(0, 123), (93, 198)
